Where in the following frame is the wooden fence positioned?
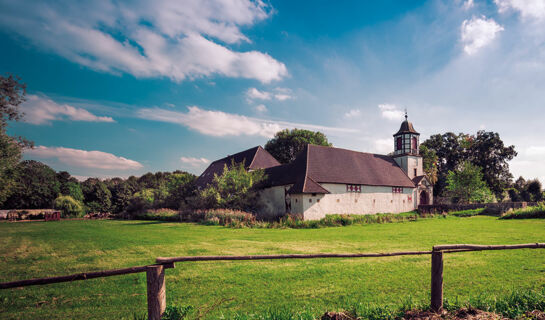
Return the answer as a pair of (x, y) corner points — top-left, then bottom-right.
(1, 243), (544, 319)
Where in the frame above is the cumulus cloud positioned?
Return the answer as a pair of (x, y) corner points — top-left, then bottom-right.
(246, 87), (293, 102)
(344, 109), (361, 118)
(254, 104), (268, 113)
(21, 95), (114, 125)
(137, 106), (357, 138)
(26, 146), (143, 170)
(461, 16), (504, 55)
(180, 156), (210, 167)
(495, 0), (545, 20)
(0, 0), (287, 83)
(463, 0), (475, 10)
(378, 104), (404, 121)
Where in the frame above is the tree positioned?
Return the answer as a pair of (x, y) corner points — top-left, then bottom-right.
(265, 128), (332, 164)
(54, 195), (84, 217)
(0, 74), (32, 206)
(195, 161), (266, 211)
(446, 162), (495, 204)
(422, 131), (516, 199)
(81, 178), (112, 212)
(165, 172), (196, 209)
(3, 160), (60, 209)
(419, 145), (438, 185)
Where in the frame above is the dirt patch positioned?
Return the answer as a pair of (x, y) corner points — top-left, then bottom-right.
(321, 311), (357, 320)
(403, 308), (507, 320)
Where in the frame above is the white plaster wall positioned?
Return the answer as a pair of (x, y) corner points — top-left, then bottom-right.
(302, 183), (417, 220)
(257, 186), (287, 219)
(394, 156), (423, 179)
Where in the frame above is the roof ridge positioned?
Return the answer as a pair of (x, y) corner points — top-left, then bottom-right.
(248, 146), (261, 168)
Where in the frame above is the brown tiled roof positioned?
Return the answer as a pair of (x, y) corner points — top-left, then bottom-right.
(394, 120), (420, 135)
(264, 144), (415, 193)
(196, 146), (280, 188)
(412, 175), (427, 185)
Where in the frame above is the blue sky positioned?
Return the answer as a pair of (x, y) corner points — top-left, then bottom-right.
(1, 0), (544, 183)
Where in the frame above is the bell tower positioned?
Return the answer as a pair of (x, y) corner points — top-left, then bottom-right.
(393, 111), (422, 179)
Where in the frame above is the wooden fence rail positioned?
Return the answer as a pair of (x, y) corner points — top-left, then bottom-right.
(0, 243), (543, 319)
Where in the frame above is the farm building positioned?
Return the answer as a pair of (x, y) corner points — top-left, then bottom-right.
(196, 116), (433, 220)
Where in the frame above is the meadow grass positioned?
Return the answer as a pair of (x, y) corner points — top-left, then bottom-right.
(0, 216), (544, 319)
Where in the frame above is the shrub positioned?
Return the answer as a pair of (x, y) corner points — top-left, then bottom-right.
(450, 208), (484, 217)
(54, 195), (84, 217)
(500, 203), (545, 219)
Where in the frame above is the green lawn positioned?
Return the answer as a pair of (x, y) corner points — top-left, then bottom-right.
(0, 216), (544, 319)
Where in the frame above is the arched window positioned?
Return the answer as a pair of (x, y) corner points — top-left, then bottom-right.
(411, 137), (417, 150)
(396, 137), (402, 150)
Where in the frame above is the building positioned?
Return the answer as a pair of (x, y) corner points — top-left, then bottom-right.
(195, 116), (433, 220)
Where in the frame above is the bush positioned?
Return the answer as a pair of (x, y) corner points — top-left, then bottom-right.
(450, 208), (484, 217)
(500, 203), (545, 219)
(54, 195), (84, 217)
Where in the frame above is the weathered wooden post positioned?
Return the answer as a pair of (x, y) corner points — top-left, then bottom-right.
(147, 265), (166, 320)
(430, 250), (443, 312)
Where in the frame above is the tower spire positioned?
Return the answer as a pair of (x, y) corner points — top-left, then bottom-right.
(404, 108), (408, 121)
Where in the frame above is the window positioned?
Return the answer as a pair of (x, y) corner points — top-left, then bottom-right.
(312, 193), (317, 196)
(346, 184), (361, 193)
(414, 168), (417, 177)
(412, 137), (417, 150)
(392, 187), (403, 193)
(396, 137), (402, 150)
(309, 198), (312, 203)
(317, 199), (320, 203)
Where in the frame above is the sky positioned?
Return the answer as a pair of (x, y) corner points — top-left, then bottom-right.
(0, 0), (544, 183)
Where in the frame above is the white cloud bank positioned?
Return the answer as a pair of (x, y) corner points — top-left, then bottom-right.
(461, 16), (504, 55)
(137, 106), (357, 138)
(0, 0), (287, 83)
(495, 0), (545, 20)
(246, 87), (293, 102)
(26, 146), (143, 170)
(180, 157), (210, 167)
(378, 104), (404, 121)
(21, 95), (114, 125)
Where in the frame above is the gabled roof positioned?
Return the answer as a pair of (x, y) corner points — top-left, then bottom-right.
(394, 120), (420, 136)
(196, 146), (280, 188)
(263, 144), (415, 193)
(412, 175), (427, 185)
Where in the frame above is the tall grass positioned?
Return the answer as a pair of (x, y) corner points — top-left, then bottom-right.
(500, 203), (545, 219)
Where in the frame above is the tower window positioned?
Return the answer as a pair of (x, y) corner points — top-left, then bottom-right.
(414, 168), (417, 177)
(412, 137), (417, 150)
(396, 137), (402, 150)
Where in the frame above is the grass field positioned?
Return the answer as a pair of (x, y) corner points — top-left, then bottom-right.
(0, 216), (544, 319)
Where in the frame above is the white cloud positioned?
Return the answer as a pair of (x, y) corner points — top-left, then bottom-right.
(463, 0), (475, 10)
(26, 146), (143, 170)
(344, 109), (361, 118)
(526, 146), (545, 156)
(378, 104), (404, 121)
(180, 156), (210, 167)
(254, 104), (268, 113)
(495, 0), (545, 20)
(137, 106), (357, 138)
(21, 95), (114, 125)
(246, 87), (293, 102)
(373, 138), (394, 155)
(0, 0), (287, 83)
(246, 88), (271, 101)
(461, 16), (504, 55)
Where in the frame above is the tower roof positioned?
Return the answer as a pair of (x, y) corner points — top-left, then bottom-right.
(393, 112), (419, 136)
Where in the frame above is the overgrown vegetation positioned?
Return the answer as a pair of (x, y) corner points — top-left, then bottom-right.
(501, 203), (545, 219)
(446, 162), (496, 204)
(449, 208), (484, 217)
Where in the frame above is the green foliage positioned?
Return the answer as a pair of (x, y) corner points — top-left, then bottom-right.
(500, 203), (545, 219)
(195, 161), (266, 211)
(265, 128), (331, 164)
(3, 160), (60, 209)
(161, 305), (193, 320)
(165, 172), (196, 209)
(81, 178), (112, 212)
(422, 131), (517, 199)
(54, 195), (84, 217)
(446, 162), (495, 204)
(449, 208), (484, 217)
(419, 145), (438, 185)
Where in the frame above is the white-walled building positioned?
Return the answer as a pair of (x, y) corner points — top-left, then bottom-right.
(196, 116), (433, 220)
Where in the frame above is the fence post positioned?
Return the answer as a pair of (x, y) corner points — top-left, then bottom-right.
(430, 250), (443, 312)
(146, 265), (166, 320)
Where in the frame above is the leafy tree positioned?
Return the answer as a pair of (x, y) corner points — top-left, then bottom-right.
(54, 195), (84, 217)
(265, 128), (332, 164)
(526, 179), (543, 202)
(0, 74), (32, 206)
(422, 131), (516, 199)
(81, 178), (112, 212)
(107, 178), (138, 214)
(3, 160), (60, 208)
(165, 172), (196, 209)
(419, 145), (438, 185)
(446, 162), (495, 204)
(56, 171), (84, 202)
(195, 161), (266, 211)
